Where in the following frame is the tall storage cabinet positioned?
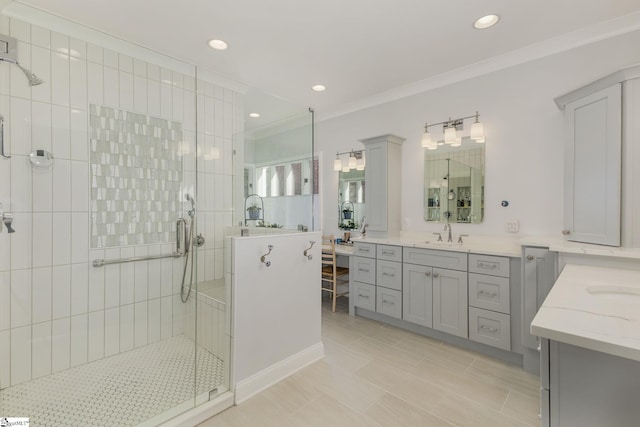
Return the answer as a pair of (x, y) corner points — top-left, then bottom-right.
(360, 134), (405, 238)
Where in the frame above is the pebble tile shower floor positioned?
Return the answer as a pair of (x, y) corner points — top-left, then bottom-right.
(0, 335), (225, 426)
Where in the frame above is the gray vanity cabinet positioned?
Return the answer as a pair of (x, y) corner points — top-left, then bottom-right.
(432, 268), (468, 338)
(402, 263), (433, 327)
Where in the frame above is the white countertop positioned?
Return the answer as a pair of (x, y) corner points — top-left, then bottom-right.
(531, 264), (640, 362)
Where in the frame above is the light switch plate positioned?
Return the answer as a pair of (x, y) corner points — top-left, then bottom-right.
(505, 219), (519, 233)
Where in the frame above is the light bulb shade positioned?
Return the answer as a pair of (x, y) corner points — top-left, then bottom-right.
(470, 121), (484, 141)
(356, 157), (365, 170)
(475, 136), (486, 144)
(348, 155), (357, 169)
(426, 143), (438, 150)
(421, 131), (432, 148)
(333, 158), (342, 171)
(342, 165), (350, 173)
(451, 137), (462, 147)
(444, 126), (457, 144)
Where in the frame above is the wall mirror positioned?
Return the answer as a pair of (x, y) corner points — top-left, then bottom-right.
(338, 169), (365, 229)
(424, 139), (484, 223)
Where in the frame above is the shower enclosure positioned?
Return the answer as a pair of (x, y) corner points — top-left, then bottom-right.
(0, 5), (234, 426)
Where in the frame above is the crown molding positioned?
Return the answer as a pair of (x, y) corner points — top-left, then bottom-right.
(316, 10), (640, 123)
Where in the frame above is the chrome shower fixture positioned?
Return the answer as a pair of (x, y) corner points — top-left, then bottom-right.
(185, 193), (196, 217)
(0, 33), (44, 86)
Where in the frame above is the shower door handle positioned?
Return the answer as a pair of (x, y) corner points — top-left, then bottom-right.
(0, 115), (9, 159)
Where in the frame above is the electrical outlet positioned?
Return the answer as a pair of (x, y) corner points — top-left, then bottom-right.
(505, 219), (519, 233)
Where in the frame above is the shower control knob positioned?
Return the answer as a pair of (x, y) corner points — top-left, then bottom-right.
(193, 234), (205, 247)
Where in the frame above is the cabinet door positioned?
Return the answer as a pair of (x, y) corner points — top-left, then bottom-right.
(402, 263), (432, 327)
(522, 247), (557, 349)
(564, 83), (621, 246)
(364, 141), (387, 232)
(432, 268), (468, 338)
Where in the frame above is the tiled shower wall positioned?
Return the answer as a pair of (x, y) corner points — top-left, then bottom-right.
(0, 15), (238, 389)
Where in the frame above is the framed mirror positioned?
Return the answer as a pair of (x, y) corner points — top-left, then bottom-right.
(338, 169), (365, 229)
(424, 139), (484, 224)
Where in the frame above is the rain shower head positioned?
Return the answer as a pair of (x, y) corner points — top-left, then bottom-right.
(0, 33), (44, 86)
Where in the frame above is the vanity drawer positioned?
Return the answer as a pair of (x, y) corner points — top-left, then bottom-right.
(403, 247), (467, 271)
(469, 254), (509, 277)
(376, 260), (402, 291)
(353, 242), (376, 258)
(352, 282), (376, 311)
(377, 244), (402, 262)
(352, 256), (376, 285)
(468, 273), (510, 314)
(376, 287), (402, 319)
(469, 307), (511, 351)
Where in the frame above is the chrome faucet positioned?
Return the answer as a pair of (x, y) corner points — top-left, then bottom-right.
(444, 223), (453, 243)
(359, 216), (368, 237)
(0, 203), (14, 233)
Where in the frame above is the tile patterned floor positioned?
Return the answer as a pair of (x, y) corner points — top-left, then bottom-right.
(199, 297), (541, 426)
(0, 335), (225, 427)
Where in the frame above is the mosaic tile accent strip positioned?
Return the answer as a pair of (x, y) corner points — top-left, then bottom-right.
(89, 104), (183, 248)
(0, 335), (225, 427)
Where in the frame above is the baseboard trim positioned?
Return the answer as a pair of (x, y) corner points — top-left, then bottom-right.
(234, 342), (325, 404)
(159, 391), (234, 427)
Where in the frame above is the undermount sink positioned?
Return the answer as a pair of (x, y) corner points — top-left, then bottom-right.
(586, 285), (640, 302)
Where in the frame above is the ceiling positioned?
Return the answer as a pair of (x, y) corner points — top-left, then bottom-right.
(15, 0), (640, 123)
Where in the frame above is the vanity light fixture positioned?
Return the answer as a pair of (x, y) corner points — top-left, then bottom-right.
(421, 111), (485, 150)
(333, 149), (365, 172)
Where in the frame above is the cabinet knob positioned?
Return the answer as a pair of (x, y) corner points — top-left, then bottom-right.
(433, 272), (439, 278)
(526, 255), (534, 261)
(562, 229), (571, 235)
(425, 271), (431, 277)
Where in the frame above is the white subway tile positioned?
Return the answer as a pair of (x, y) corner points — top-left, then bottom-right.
(160, 296), (172, 340)
(183, 75), (195, 92)
(148, 298), (160, 344)
(119, 53), (133, 73)
(31, 100), (52, 154)
(214, 85), (224, 101)
(104, 262), (120, 309)
(70, 160), (88, 211)
(10, 18), (30, 42)
(10, 213), (32, 270)
(31, 25), (50, 48)
(88, 260), (104, 312)
(172, 87), (183, 122)
(0, 234), (9, 274)
(204, 96), (215, 135)
(87, 44), (103, 64)
(51, 106), (71, 160)
(71, 212), (89, 263)
(103, 66), (119, 108)
(183, 90), (196, 131)
(134, 301), (147, 348)
(32, 213), (52, 268)
(223, 175), (233, 211)
(11, 41), (30, 99)
(160, 82), (172, 119)
(87, 61), (104, 105)
(205, 82), (215, 98)
(134, 247), (148, 302)
(69, 38), (86, 60)
(133, 75), (147, 113)
(70, 109), (88, 161)
(172, 72), (183, 89)
(147, 63), (159, 81)
(52, 264), (71, 319)
(160, 67), (172, 85)
(205, 248), (215, 281)
(10, 97), (31, 155)
(223, 101), (233, 139)
(215, 99), (224, 137)
(160, 257), (173, 297)
(147, 79), (160, 117)
(70, 58), (88, 110)
(88, 311), (104, 361)
(172, 294), (184, 336)
(51, 317), (70, 372)
(148, 258), (161, 300)
(197, 249), (205, 283)
(119, 71), (134, 111)
(10, 325), (31, 385)
(0, 330), (9, 387)
(0, 272), (9, 330)
(196, 94), (205, 133)
(51, 52), (70, 107)
(104, 307), (119, 356)
(103, 48), (118, 69)
(32, 267), (52, 323)
(70, 314), (87, 367)
(32, 165), (52, 213)
(119, 304), (134, 352)
(133, 58), (146, 77)
(120, 248), (135, 304)
(52, 213), (71, 266)
(32, 321), (52, 378)
(70, 263), (88, 315)
(0, 63), (10, 96)
(223, 137), (233, 175)
(31, 45), (51, 103)
(52, 159), (71, 212)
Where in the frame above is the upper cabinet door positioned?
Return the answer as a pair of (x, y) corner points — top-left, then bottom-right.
(564, 84), (621, 246)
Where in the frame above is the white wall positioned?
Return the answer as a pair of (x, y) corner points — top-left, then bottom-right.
(316, 29), (640, 239)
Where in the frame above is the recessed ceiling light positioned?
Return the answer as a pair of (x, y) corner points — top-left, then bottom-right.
(208, 39), (228, 50)
(312, 84), (326, 92)
(473, 14), (500, 29)
(249, 113), (260, 118)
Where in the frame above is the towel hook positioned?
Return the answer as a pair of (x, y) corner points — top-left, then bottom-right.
(261, 244), (274, 267)
(303, 240), (315, 260)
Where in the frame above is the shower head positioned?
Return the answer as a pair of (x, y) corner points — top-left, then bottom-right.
(185, 194), (196, 217)
(185, 194), (194, 203)
(15, 61), (44, 86)
(0, 34), (44, 86)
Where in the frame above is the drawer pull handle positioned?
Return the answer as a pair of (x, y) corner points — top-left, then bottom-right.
(480, 325), (498, 332)
(477, 262), (498, 269)
(382, 272), (395, 277)
(358, 268), (370, 272)
(359, 248), (371, 252)
(526, 255), (535, 261)
(382, 299), (394, 305)
(433, 272), (439, 278)
(425, 271), (431, 277)
(478, 290), (497, 297)
(381, 250), (394, 255)
(358, 294), (369, 298)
